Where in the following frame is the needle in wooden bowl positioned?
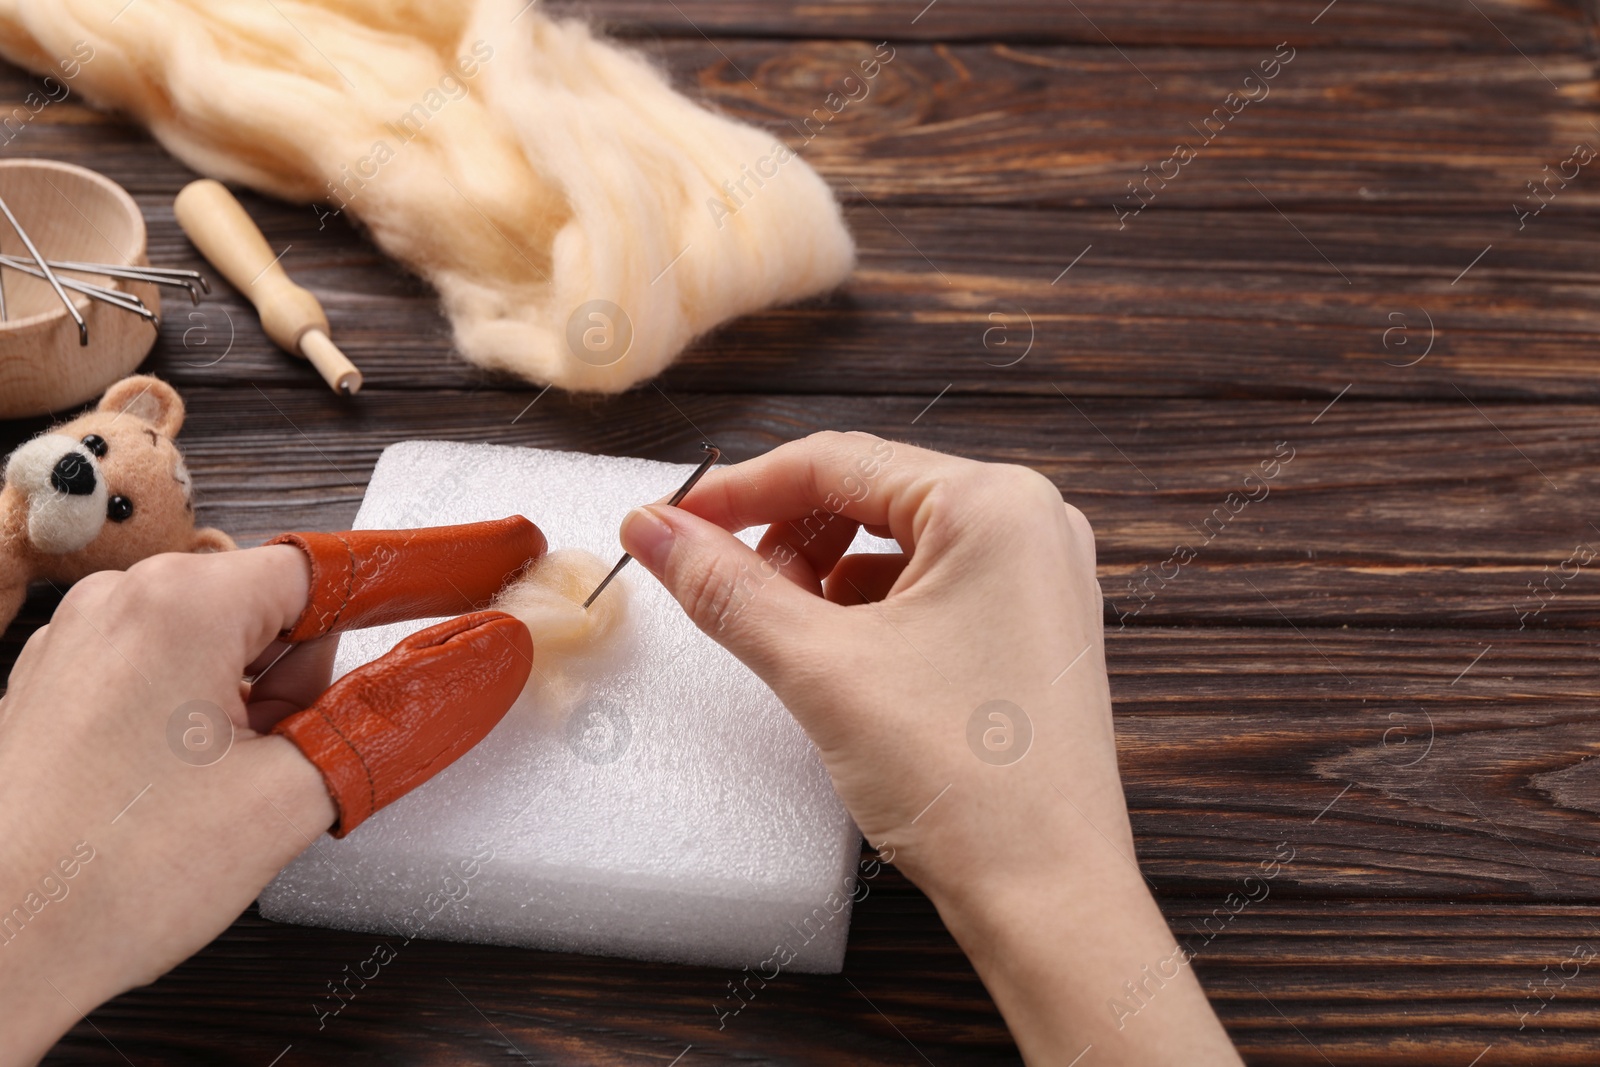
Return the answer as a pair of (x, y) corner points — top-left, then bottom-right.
(0, 194), (86, 345)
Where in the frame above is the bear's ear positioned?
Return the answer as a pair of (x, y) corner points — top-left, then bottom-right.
(191, 527), (236, 554)
(97, 376), (185, 437)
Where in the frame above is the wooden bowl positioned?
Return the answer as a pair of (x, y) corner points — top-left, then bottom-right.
(0, 159), (160, 418)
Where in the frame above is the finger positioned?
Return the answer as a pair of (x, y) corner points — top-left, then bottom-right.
(825, 553), (910, 606)
(620, 502), (841, 688)
(753, 510), (861, 595)
(268, 517), (547, 643)
(245, 639), (292, 678)
(244, 635), (339, 734)
(230, 732), (340, 852)
(163, 544), (313, 666)
(114, 519), (541, 680)
(272, 611), (532, 837)
(680, 433), (974, 549)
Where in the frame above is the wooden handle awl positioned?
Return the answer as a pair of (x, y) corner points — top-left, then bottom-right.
(174, 179), (362, 395)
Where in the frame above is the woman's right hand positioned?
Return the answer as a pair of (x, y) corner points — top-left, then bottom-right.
(618, 431), (1241, 1065)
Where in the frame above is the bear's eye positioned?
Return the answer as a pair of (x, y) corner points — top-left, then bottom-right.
(81, 434), (107, 458)
(107, 496), (133, 523)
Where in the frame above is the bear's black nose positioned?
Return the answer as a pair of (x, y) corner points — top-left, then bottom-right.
(50, 452), (97, 496)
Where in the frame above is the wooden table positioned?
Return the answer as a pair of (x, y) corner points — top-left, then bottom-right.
(7, 0), (1600, 1062)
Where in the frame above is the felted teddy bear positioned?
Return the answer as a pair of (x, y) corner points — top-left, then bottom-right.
(0, 375), (234, 630)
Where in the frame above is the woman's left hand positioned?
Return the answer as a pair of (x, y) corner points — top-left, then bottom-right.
(0, 532), (534, 1065)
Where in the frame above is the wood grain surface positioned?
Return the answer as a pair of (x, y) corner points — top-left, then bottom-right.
(0, 387), (1578, 627)
(3, 0), (1599, 1063)
(16, 41), (1600, 211)
(17, 49), (1600, 400)
(124, 202), (1600, 402)
(547, 0), (1595, 51)
(656, 42), (1600, 210)
(40, 893), (1600, 1066)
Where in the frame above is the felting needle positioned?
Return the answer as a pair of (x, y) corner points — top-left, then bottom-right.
(582, 442), (723, 609)
(6, 257), (208, 305)
(0, 256), (159, 329)
(46, 260), (209, 294)
(0, 193), (86, 345)
(0, 255), (201, 306)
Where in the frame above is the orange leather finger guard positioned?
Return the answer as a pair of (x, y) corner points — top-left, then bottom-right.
(273, 610), (534, 837)
(267, 516), (547, 643)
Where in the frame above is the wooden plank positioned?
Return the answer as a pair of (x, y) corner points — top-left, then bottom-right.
(662, 207), (1600, 401)
(3, 164), (1592, 400)
(34, 200), (1600, 404)
(1112, 626), (1600, 898)
(545, 0), (1595, 52)
(4, 43), (1593, 213)
(6, 388), (1594, 626)
(43, 897), (1600, 1065)
(645, 41), (1598, 210)
(1195, 900), (1600, 1064)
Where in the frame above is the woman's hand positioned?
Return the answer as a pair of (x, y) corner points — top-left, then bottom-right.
(620, 431), (1241, 1066)
(0, 521), (538, 1066)
(0, 547), (333, 1064)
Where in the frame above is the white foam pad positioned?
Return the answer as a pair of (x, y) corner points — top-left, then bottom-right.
(258, 441), (866, 972)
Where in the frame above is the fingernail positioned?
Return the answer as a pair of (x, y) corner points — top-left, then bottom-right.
(620, 506), (675, 573)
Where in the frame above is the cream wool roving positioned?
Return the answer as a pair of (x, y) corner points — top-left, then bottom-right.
(492, 547), (630, 709)
(0, 0), (856, 392)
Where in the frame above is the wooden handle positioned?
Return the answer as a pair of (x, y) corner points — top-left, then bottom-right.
(302, 328), (363, 396)
(174, 179), (361, 394)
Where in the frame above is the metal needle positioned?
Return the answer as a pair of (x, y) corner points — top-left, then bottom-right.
(45, 260), (210, 294)
(0, 255), (203, 305)
(0, 194), (86, 345)
(583, 442), (723, 609)
(0, 257), (159, 329)
(19, 259), (206, 305)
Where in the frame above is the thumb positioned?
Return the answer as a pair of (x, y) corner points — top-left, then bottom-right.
(620, 503), (834, 684)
